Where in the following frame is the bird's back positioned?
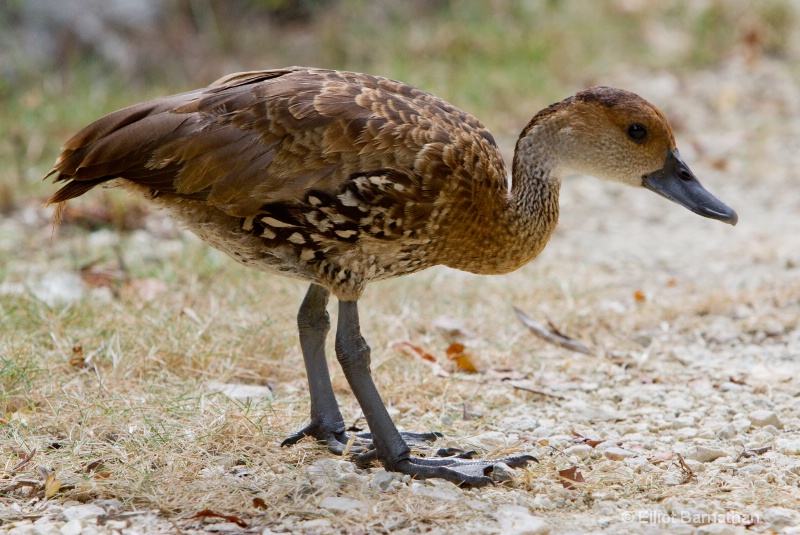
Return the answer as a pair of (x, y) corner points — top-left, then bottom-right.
(47, 67), (509, 299)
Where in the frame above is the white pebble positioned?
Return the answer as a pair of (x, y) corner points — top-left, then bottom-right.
(686, 446), (726, 463)
(749, 410), (782, 429)
(318, 496), (367, 514)
(495, 505), (550, 534)
(603, 447), (636, 461)
(60, 505), (105, 523)
(564, 444), (593, 460)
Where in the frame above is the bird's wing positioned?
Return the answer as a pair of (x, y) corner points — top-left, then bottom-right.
(47, 67), (507, 223)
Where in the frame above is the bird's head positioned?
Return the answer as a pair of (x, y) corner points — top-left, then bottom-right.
(522, 86), (738, 226)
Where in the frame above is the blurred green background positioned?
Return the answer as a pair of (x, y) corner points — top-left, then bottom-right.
(0, 0), (797, 213)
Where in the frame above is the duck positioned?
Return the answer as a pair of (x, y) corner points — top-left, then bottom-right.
(46, 67), (737, 487)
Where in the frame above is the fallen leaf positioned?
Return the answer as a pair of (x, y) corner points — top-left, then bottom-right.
(633, 290), (646, 302)
(571, 431), (602, 448)
(445, 343), (479, 373)
(191, 509), (248, 527)
(391, 341), (436, 362)
(252, 498), (268, 510)
(80, 264), (123, 290)
(44, 472), (62, 498)
(390, 341), (450, 377)
(558, 466), (585, 490)
(666, 278), (677, 287)
(84, 459), (107, 473)
(69, 344), (88, 368)
(514, 308), (594, 355)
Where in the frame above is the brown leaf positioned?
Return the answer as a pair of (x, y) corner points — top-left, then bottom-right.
(633, 290), (646, 302)
(69, 344), (87, 368)
(571, 431), (602, 448)
(84, 459), (106, 473)
(514, 308), (594, 355)
(191, 509), (248, 527)
(252, 498), (268, 510)
(445, 343), (479, 373)
(391, 341), (436, 362)
(80, 263), (123, 290)
(558, 466), (585, 490)
(44, 472), (62, 499)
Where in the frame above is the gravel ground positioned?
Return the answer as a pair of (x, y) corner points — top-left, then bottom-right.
(2, 58), (800, 534)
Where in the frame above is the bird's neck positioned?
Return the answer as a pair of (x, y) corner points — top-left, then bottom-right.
(438, 134), (562, 275)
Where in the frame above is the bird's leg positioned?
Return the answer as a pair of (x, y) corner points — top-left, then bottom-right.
(281, 284), (352, 453)
(335, 300), (536, 487)
(281, 285), (443, 455)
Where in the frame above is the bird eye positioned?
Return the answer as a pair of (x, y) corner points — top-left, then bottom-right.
(627, 123), (648, 143)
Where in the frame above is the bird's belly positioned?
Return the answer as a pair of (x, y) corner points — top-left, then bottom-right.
(154, 196), (435, 300)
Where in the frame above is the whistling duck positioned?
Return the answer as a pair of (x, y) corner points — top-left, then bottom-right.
(46, 67), (737, 486)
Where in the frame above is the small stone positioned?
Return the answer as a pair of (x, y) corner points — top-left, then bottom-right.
(749, 410), (782, 429)
(94, 499), (122, 513)
(60, 505), (105, 522)
(370, 469), (395, 491)
(717, 424), (737, 439)
(763, 507), (800, 528)
(531, 427), (552, 438)
(623, 456), (650, 472)
(502, 415), (540, 432)
(695, 523), (741, 535)
(675, 427), (698, 440)
(603, 447), (636, 461)
(737, 464), (766, 476)
(60, 519), (83, 535)
(759, 424), (780, 436)
(208, 381), (273, 403)
(719, 382), (742, 392)
(318, 496), (367, 514)
(564, 444), (593, 461)
(490, 462), (516, 482)
(301, 519), (332, 530)
(469, 431), (508, 450)
(410, 483), (460, 502)
(495, 505), (550, 535)
(776, 439), (800, 456)
(530, 494), (557, 511)
(733, 419), (752, 433)
(686, 446), (726, 463)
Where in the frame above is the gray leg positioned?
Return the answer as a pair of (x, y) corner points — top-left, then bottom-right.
(281, 284), (350, 453)
(335, 300), (536, 487)
(281, 285), (443, 454)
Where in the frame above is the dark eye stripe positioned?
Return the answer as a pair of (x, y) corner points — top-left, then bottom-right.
(627, 123), (648, 143)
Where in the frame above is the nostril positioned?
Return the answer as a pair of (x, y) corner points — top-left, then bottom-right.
(678, 168), (693, 181)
